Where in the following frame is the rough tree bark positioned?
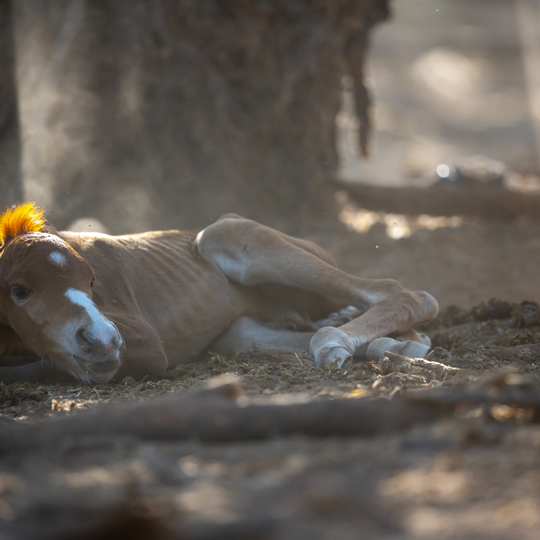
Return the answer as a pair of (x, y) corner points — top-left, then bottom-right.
(14, 0), (389, 233)
(0, 0), (22, 206)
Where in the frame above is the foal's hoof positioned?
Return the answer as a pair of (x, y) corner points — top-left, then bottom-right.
(366, 337), (430, 361)
(310, 327), (354, 370)
(320, 347), (352, 370)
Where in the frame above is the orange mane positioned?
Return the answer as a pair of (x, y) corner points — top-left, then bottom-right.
(0, 202), (46, 245)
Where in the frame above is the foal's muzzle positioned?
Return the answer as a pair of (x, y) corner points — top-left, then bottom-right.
(72, 320), (124, 382)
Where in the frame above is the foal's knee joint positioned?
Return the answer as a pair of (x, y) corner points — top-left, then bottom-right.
(381, 279), (405, 295)
(390, 290), (439, 326)
(414, 291), (439, 320)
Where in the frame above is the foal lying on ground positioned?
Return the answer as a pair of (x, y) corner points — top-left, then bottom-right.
(0, 203), (438, 384)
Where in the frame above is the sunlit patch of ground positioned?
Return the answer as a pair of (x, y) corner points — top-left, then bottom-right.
(338, 203), (463, 239)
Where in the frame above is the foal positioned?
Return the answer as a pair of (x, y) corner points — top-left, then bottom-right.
(0, 203), (438, 384)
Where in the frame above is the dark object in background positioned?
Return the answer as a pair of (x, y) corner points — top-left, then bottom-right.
(337, 154), (540, 220)
(433, 155), (507, 188)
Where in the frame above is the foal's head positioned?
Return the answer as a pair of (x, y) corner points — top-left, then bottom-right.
(0, 203), (123, 383)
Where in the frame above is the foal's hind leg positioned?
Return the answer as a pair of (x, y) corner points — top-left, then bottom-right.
(196, 217), (438, 369)
(209, 316), (314, 355)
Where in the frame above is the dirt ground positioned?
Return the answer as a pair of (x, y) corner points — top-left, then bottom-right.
(2, 219), (540, 540)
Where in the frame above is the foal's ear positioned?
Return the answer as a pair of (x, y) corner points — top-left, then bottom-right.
(40, 222), (59, 236)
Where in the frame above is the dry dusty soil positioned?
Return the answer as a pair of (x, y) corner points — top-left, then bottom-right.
(1, 218), (540, 540)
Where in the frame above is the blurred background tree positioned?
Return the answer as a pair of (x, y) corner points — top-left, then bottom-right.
(0, 0), (22, 206)
(8, 0), (388, 234)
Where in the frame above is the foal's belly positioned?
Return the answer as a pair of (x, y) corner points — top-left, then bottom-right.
(133, 260), (240, 364)
(153, 286), (238, 365)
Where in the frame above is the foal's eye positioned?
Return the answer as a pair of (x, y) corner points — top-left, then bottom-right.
(11, 285), (29, 301)
(90, 278), (95, 289)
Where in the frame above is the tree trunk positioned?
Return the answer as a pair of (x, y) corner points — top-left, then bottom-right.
(14, 0), (389, 234)
(0, 0), (22, 207)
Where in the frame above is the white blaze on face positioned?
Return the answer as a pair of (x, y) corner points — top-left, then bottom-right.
(48, 251), (67, 268)
(65, 288), (119, 345)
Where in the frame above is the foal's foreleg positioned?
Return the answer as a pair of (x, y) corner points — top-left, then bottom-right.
(197, 218), (438, 369)
(0, 360), (78, 384)
(309, 291), (436, 368)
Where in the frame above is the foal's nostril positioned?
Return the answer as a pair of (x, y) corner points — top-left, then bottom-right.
(75, 325), (121, 356)
(76, 327), (93, 352)
(112, 333), (123, 349)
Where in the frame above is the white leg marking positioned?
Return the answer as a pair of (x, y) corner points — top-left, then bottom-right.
(65, 288), (119, 344)
(48, 251), (67, 267)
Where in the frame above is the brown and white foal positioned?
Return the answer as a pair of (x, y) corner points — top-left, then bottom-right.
(0, 203), (438, 384)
